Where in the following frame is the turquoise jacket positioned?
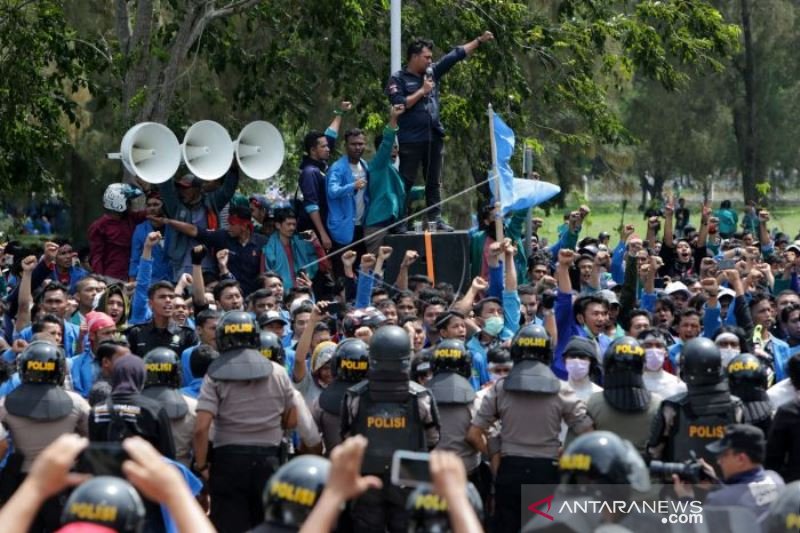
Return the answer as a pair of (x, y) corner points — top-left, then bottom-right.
(365, 125), (405, 227)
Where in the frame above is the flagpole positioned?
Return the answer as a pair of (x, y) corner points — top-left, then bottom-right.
(488, 104), (504, 242)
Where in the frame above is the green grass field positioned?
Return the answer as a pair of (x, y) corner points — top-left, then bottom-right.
(530, 205), (800, 245)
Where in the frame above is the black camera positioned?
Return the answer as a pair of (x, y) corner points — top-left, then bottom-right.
(649, 458), (703, 483)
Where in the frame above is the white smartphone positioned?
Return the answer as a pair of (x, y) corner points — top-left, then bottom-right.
(390, 450), (431, 488)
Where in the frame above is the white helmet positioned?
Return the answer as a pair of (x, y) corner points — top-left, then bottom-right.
(103, 183), (128, 213)
(311, 341), (336, 374)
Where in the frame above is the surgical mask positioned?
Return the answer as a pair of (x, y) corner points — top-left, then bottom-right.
(566, 359), (590, 381)
(483, 316), (504, 337)
(644, 348), (666, 372)
(720, 348), (740, 367)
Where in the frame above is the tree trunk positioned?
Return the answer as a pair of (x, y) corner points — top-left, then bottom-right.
(67, 148), (94, 244)
(737, 0), (759, 204)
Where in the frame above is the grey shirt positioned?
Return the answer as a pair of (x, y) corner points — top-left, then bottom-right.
(473, 380), (592, 459)
(197, 361), (295, 447)
(435, 398), (481, 472)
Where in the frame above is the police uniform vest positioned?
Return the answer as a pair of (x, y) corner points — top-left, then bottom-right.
(141, 385), (188, 419)
(504, 359), (560, 394)
(665, 385), (740, 463)
(349, 381), (427, 474)
(428, 372), (475, 405)
(6, 383), (72, 421)
(319, 380), (351, 416)
(207, 347), (272, 381)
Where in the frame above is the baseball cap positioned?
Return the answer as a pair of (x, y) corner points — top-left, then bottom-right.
(664, 281), (691, 298)
(718, 287), (736, 301)
(787, 241), (800, 254)
(257, 310), (289, 328)
(597, 289), (620, 307)
(706, 424), (766, 458)
(250, 194), (270, 209)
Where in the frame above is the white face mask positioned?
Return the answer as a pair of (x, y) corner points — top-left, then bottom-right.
(720, 348), (740, 368)
(566, 359), (591, 382)
(644, 348), (666, 372)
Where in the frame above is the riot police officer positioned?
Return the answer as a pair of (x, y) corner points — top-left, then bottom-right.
(259, 331), (286, 366)
(313, 338), (369, 453)
(252, 455), (331, 532)
(584, 336), (662, 454)
(60, 476), (146, 533)
(427, 339), (490, 509)
(0, 341), (89, 529)
(647, 337), (743, 464)
(726, 353), (772, 435)
(523, 431), (650, 532)
(342, 325), (440, 533)
(467, 324), (593, 533)
(765, 480), (800, 533)
(141, 347), (197, 468)
(193, 311), (298, 533)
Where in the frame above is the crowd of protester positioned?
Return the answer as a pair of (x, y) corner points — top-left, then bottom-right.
(4, 31), (800, 533)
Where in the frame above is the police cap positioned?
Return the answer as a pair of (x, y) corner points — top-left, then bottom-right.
(510, 324), (551, 364)
(263, 455), (330, 528)
(61, 476), (146, 533)
(332, 338), (369, 382)
(143, 347), (181, 388)
(259, 330), (286, 365)
(216, 310), (259, 352)
(19, 340), (66, 386)
(431, 339), (472, 379)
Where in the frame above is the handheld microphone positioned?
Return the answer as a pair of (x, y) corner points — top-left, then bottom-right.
(425, 66), (434, 80)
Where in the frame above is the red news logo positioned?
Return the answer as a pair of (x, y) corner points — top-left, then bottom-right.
(528, 494), (555, 521)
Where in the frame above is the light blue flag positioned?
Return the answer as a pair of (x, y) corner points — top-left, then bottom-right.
(490, 111), (561, 214)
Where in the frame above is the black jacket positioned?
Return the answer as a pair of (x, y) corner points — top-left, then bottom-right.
(766, 397), (800, 482)
(125, 322), (198, 358)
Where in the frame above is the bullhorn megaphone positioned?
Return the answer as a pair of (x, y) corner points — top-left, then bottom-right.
(182, 120), (234, 181)
(107, 122), (181, 184)
(235, 121), (285, 180)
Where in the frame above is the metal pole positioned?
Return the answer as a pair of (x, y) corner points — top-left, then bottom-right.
(524, 145), (533, 256)
(391, 0), (401, 75)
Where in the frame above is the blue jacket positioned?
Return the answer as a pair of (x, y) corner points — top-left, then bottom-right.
(130, 220), (172, 282)
(327, 155), (369, 245)
(553, 289), (611, 379)
(16, 321), (83, 358)
(71, 347), (99, 398)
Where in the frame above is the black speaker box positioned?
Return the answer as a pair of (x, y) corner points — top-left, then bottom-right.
(382, 231), (472, 294)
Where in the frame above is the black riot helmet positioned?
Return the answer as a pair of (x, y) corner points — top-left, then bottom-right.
(61, 476), (146, 533)
(411, 351), (433, 384)
(143, 347), (181, 389)
(259, 331), (286, 365)
(407, 482), (484, 533)
(727, 353), (768, 393)
(332, 338), (369, 382)
(681, 337), (723, 386)
(510, 324), (552, 364)
(18, 341), (66, 386)
(432, 339), (472, 379)
(766, 480), (800, 533)
(558, 431), (650, 498)
(263, 455), (330, 529)
(368, 325), (412, 375)
(216, 310), (259, 352)
(603, 336), (645, 375)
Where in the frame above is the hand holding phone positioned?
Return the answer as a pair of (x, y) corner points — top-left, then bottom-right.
(391, 450), (431, 488)
(76, 442), (130, 477)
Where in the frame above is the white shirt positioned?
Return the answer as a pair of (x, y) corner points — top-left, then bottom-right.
(768, 378), (797, 411)
(643, 369), (687, 400)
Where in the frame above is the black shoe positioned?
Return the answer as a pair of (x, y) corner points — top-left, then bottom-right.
(391, 222), (408, 234)
(434, 218), (454, 232)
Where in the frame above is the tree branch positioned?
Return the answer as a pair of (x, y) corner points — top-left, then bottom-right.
(210, 0), (262, 20)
